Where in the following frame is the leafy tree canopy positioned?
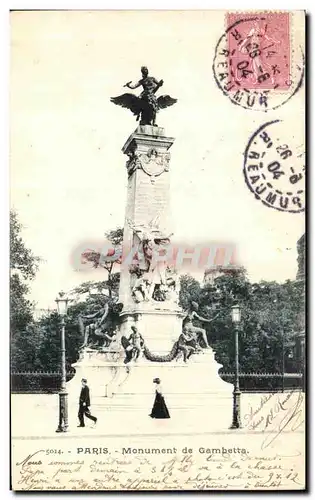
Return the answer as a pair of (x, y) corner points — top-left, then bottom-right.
(179, 269), (304, 373)
(10, 210), (40, 334)
(10, 210), (40, 281)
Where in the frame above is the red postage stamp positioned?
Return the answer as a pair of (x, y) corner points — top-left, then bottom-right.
(213, 11), (304, 111)
(226, 13), (290, 91)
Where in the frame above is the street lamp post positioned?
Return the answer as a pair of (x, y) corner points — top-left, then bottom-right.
(55, 291), (69, 433)
(230, 304), (242, 429)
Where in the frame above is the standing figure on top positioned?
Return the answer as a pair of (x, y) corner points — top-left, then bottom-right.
(110, 66), (177, 126)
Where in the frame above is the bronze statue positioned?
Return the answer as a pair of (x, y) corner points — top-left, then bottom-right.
(78, 300), (123, 350)
(132, 272), (151, 302)
(177, 327), (200, 363)
(78, 303), (110, 349)
(183, 301), (220, 349)
(110, 66), (177, 126)
(121, 326), (145, 364)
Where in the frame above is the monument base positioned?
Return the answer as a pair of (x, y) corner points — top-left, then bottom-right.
(67, 348), (234, 431)
(120, 304), (185, 353)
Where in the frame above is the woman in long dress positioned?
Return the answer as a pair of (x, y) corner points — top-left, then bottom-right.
(149, 378), (170, 419)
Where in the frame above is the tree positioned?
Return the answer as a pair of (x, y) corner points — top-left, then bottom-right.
(81, 227), (123, 298)
(36, 308), (83, 372)
(10, 211), (40, 369)
(10, 323), (42, 372)
(178, 270), (304, 375)
(10, 210), (39, 281)
(10, 273), (33, 334)
(31, 228), (125, 374)
(179, 274), (201, 311)
(32, 280), (123, 375)
(244, 279), (305, 373)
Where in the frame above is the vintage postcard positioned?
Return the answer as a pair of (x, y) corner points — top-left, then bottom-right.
(10, 10), (306, 491)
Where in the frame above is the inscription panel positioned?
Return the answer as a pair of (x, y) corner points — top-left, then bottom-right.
(134, 169), (170, 229)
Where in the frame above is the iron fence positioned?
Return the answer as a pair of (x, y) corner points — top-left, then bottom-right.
(220, 372), (304, 392)
(11, 371), (76, 394)
(11, 370), (304, 394)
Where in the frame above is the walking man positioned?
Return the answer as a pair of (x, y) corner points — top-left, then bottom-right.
(78, 378), (97, 428)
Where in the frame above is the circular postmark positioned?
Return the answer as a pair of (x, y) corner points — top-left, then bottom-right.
(243, 120), (305, 213)
(213, 14), (305, 111)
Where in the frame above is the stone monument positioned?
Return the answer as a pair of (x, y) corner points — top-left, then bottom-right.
(67, 67), (233, 430)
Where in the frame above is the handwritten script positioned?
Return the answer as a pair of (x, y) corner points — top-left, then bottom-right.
(13, 447), (304, 491)
(243, 390), (304, 449)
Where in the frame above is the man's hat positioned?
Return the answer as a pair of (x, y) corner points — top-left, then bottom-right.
(81, 378), (87, 383)
(153, 377), (160, 384)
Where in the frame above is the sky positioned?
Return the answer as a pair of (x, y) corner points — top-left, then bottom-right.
(10, 10), (305, 309)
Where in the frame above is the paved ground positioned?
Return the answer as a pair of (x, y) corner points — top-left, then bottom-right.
(11, 394), (231, 437)
(11, 391), (305, 438)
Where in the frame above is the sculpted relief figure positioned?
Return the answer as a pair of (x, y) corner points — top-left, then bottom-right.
(177, 326), (201, 363)
(132, 271), (151, 302)
(164, 267), (180, 302)
(142, 324), (204, 364)
(78, 300), (123, 350)
(110, 66), (177, 126)
(121, 326), (145, 364)
(182, 301), (220, 350)
(128, 216), (176, 303)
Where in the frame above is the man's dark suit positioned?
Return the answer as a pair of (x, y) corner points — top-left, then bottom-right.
(78, 385), (97, 427)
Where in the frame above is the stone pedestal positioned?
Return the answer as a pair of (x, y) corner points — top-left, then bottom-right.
(67, 348), (233, 430)
(119, 125), (176, 353)
(120, 304), (184, 354)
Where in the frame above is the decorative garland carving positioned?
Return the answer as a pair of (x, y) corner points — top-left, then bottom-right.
(125, 147), (170, 178)
(143, 341), (180, 362)
(121, 330), (204, 364)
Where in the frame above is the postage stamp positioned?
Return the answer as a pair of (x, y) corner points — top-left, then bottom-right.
(213, 12), (305, 111)
(243, 120), (305, 213)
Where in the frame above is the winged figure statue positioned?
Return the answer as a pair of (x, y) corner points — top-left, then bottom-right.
(110, 66), (177, 126)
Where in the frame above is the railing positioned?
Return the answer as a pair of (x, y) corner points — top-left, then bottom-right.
(11, 370), (304, 394)
(220, 372), (304, 392)
(11, 371), (76, 394)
